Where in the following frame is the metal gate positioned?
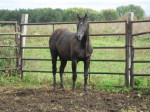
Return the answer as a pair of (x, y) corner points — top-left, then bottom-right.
(0, 21), (19, 76)
(130, 20), (150, 87)
(0, 13), (150, 88)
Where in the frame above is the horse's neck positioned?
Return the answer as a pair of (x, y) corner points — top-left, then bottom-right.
(81, 32), (89, 49)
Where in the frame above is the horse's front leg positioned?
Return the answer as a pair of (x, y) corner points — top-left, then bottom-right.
(72, 59), (77, 92)
(84, 58), (90, 93)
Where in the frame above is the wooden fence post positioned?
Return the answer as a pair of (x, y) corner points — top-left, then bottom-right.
(127, 12), (134, 87)
(14, 22), (20, 72)
(21, 14), (28, 56)
(19, 14), (28, 79)
(125, 20), (129, 87)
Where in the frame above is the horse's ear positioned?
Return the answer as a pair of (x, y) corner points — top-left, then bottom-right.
(84, 14), (88, 20)
(77, 14), (81, 20)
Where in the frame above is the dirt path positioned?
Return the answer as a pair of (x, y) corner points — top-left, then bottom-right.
(0, 88), (149, 112)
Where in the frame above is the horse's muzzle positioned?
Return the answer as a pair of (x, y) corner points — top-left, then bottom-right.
(76, 35), (82, 41)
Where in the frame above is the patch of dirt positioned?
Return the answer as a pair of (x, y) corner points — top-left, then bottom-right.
(0, 87), (149, 112)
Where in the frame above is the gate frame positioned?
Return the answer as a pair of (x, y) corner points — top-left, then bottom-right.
(19, 14), (129, 87)
(0, 21), (19, 75)
(130, 20), (150, 87)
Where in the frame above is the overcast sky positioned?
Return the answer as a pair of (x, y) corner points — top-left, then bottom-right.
(0, 0), (150, 15)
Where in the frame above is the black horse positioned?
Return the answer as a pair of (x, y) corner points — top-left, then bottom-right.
(49, 14), (93, 92)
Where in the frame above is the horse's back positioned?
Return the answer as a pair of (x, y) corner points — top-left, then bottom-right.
(49, 28), (68, 49)
(49, 28), (75, 60)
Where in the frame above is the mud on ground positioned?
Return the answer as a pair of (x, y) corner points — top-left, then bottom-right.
(0, 87), (149, 112)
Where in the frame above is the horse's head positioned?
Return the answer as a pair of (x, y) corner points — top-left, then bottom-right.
(76, 14), (89, 41)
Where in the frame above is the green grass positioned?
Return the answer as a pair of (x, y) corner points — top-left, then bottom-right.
(9, 35), (150, 90)
(0, 23), (150, 91)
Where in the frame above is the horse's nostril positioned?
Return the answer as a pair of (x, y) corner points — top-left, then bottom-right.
(78, 36), (82, 40)
(75, 34), (82, 41)
(75, 35), (80, 40)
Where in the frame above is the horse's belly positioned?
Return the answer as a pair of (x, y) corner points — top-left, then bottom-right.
(58, 50), (71, 60)
(56, 40), (72, 60)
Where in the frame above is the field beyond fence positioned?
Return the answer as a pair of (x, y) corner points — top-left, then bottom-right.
(0, 13), (150, 89)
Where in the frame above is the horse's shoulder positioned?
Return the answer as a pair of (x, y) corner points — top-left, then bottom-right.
(56, 28), (69, 33)
(51, 28), (67, 39)
(52, 28), (67, 34)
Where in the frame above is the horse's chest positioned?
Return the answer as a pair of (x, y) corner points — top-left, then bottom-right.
(71, 42), (93, 59)
(72, 48), (89, 60)
(77, 50), (85, 58)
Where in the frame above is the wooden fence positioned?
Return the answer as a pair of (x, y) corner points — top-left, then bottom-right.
(0, 13), (150, 87)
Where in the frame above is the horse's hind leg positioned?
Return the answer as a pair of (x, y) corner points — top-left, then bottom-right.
(59, 59), (67, 90)
(51, 50), (58, 92)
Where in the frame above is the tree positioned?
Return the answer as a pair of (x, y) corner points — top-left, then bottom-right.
(63, 9), (77, 22)
(53, 9), (63, 22)
(101, 9), (119, 20)
(0, 10), (11, 21)
(116, 4), (145, 20)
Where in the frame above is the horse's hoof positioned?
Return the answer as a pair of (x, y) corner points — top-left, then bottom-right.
(53, 88), (57, 93)
(84, 89), (88, 95)
(61, 88), (65, 91)
(85, 91), (88, 95)
(72, 89), (75, 94)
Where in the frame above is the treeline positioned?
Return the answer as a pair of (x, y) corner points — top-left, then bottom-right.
(0, 4), (145, 23)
